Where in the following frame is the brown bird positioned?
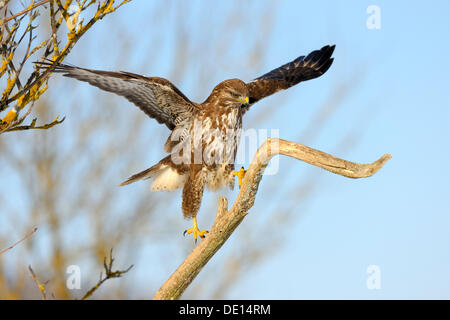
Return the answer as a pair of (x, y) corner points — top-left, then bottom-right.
(37, 45), (335, 241)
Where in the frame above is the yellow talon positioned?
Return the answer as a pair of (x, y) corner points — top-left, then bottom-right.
(183, 217), (208, 243)
(232, 167), (247, 188)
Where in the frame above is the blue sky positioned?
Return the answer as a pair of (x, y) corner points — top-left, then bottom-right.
(2, 0), (450, 299)
(189, 0), (450, 299)
(232, 0), (450, 299)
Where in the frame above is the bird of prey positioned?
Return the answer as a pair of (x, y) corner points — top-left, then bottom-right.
(37, 45), (335, 241)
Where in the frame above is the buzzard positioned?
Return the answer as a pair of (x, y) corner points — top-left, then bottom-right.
(38, 45), (335, 241)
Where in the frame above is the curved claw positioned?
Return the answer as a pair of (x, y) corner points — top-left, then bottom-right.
(184, 217), (208, 243)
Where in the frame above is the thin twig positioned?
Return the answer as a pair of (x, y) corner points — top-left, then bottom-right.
(153, 138), (391, 299)
(5, 115), (65, 132)
(0, 226), (38, 255)
(0, 100), (50, 134)
(1, 0), (50, 25)
(28, 265), (47, 300)
(49, 0), (59, 56)
(80, 248), (133, 300)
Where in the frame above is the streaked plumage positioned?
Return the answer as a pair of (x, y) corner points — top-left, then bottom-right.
(37, 45), (335, 236)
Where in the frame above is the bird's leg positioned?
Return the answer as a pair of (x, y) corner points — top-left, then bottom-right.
(183, 216), (208, 243)
(232, 166), (247, 189)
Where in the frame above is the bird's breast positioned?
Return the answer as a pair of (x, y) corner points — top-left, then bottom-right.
(189, 107), (242, 167)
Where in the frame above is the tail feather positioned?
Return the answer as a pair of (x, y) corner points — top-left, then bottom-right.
(119, 162), (164, 186)
(120, 156), (188, 191)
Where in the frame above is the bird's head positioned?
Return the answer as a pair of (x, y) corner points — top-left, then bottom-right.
(207, 79), (249, 108)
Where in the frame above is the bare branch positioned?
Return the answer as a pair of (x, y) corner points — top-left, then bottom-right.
(1, 0), (51, 26)
(28, 265), (47, 300)
(153, 138), (391, 300)
(0, 226), (37, 255)
(81, 249), (133, 300)
(4, 115), (65, 132)
(0, 0), (132, 131)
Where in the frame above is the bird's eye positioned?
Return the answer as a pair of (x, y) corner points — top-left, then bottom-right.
(231, 92), (240, 98)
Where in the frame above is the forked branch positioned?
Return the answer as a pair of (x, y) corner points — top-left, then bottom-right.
(153, 138), (391, 299)
(81, 249), (133, 300)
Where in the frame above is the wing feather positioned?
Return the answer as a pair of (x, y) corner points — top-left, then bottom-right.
(36, 62), (196, 130)
(244, 45), (335, 113)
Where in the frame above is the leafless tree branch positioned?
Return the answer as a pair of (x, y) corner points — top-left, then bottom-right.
(0, 226), (37, 255)
(81, 249), (133, 300)
(153, 138), (391, 300)
(28, 265), (47, 300)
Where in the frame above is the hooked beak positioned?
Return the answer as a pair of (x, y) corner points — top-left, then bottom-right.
(237, 96), (249, 105)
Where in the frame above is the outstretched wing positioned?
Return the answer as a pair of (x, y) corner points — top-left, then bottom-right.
(244, 45), (335, 113)
(36, 62), (196, 130)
